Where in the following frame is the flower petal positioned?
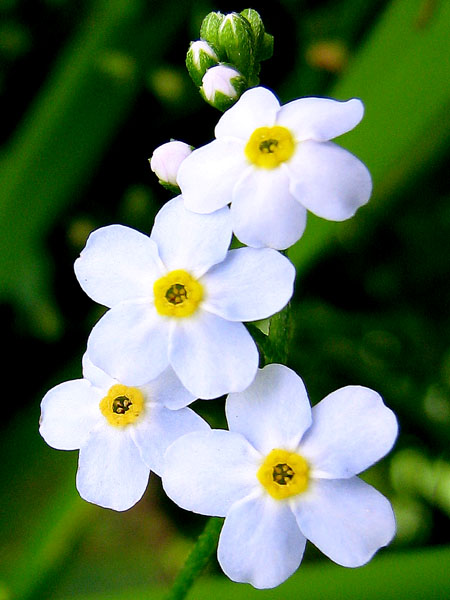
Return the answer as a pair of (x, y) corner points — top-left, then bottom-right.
(226, 364), (312, 455)
(131, 404), (209, 475)
(77, 426), (150, 511)
(202, 247), (295, 321)
(169, 311), (259, 399)
(40, 379), (102, 450)
(230, 166), (307, 249)
(162, 430), (260, 516)
(299, 386), (398, 478)
(82, 352), (116, 391)
(177, 139), (248, 214)
(292, 477), (396, 567)
(139, 365), (196, 410)
(87, 300), (170, 386)
(288, 141), (372, 221)
(215, 87), (280, 140)
(277, 97), (364, 142)
(150, 196), (232, 277)
(74, 225), (163, 307)
(218, 492), (306, 589)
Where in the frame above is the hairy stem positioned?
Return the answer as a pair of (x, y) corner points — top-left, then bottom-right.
(164, 517), (224, 600)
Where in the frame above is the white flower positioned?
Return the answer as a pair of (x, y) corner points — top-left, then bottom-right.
(162, 364), (398, 589)
(177, 86), (372, 250)
(39, 354), (207, 511)
(150, 140), (192, 187)
(74, 197), (295, 399)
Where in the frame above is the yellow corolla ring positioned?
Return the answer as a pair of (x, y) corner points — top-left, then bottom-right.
(257, 448), (309, 500)
(245, 126), (296, 169)
(153, 269), (204, 318)
(99, 384), (145, 427)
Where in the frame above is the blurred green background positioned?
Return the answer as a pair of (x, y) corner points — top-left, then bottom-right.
(0, 0), (449, 598)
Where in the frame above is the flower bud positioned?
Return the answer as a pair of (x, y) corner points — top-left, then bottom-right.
(218, 12), (254, 79)
(240, 9), (273, 63)
(185, 40), (219, 87)
(189, 9), (274, 110)
(200, 65), (246, 111)
(149, 140), (192, 191)
(240, 9), (264, 49)
(199, 11), (225, 58)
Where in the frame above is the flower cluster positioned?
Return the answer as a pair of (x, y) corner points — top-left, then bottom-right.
(39, 9), (398, 592)
(186, 10), (274, 111)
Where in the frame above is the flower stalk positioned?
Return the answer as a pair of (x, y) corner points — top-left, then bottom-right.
(164, 517), (223, 600)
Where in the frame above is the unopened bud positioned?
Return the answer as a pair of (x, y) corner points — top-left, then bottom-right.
(149, 140), (193, 191)
(200, 11), (225, 58)
(189, 9), (274, 110)
(200, 64), (246, 111)
(240, 9), (264, 49)
(218, 12), (254, 79)
(240, 9), (273, 64)
(186, 40), (219, 86)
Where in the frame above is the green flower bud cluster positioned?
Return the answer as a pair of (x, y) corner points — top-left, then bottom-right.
(186, 8), (274, 111)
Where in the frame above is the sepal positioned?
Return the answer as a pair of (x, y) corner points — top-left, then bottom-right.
(200, 11), (226, 59)
(217, 12), (255, 80)
(186, 40), (219, 87)
(258, 32), (274, 62)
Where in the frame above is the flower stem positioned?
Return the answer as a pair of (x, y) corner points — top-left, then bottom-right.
(164, 517), (224, 600)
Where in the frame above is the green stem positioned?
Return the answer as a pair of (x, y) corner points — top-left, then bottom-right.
(164, 517), (224, 600)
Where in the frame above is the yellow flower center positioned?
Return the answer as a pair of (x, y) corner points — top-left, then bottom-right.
(99, 384), (145, 427)
(244, 126), (296, 169)
(257, 448), (309, 500)
(153, 269), (203, 318)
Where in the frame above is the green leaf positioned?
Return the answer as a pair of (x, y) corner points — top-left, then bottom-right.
(0, 0), (188, 338)
(0, 403), (97, 600)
